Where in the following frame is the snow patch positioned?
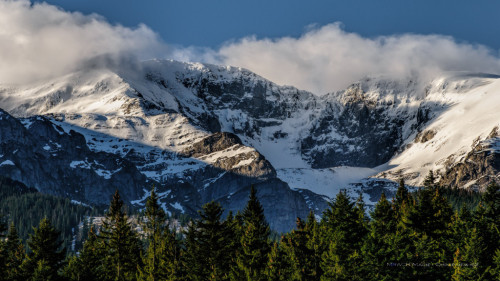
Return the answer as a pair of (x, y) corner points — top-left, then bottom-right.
(0, 160), (15, 166)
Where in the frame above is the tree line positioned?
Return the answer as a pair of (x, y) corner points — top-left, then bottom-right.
(0, 171), (499, 280)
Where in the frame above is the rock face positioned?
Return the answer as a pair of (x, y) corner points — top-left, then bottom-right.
(217, 179), (329, 232)
(2, 60), (500, 231)
(302, 82), (406, 168)
(440, 135), (500, 190)
(0, 109), (325, 232)
(0, 109), (147, 204)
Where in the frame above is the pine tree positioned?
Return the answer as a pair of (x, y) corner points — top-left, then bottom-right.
(280, 217), (315, 281)
(138, 186), (166, 281)
(22, 218), (66, 281)
(235, 186), (271, 281)
(31, 260), (56, 281)
(183, 201), (234, 281)
(489, 249), (500, 280)
(63, 227), (105, 281)
(320, 191), (368, 281)
(100, 190), (142, 281)
(362, 192), (397, 280)
(393, 178), (410, 216)
(265, 241), (292, 280)
(304, 212), (322, 281)
(423, 170), (436, 189)
(4, 222), (25, 281)
(482, 182), (500, 219)
(224, 211), (242, 280)
(0, 214), (7, 281)
(405, 183), (453, 238)
(451, 227), (487, 280)
(471, 182), (500, 280)
(138, 186), (182, 281)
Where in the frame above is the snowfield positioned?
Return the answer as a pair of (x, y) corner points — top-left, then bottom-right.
(1, 59), (499, 207)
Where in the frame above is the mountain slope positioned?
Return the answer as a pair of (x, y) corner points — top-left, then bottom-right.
(1, 60), (500, 230)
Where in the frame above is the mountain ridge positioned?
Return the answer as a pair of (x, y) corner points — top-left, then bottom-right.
(1, 59), (500, 230)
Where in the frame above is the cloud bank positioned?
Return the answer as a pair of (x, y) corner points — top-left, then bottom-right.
(193, 23), (500, 94)
(2, 0), (500, 94)
(0, 0), (162, 84)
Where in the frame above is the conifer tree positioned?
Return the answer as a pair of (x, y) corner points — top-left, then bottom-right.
(490, 249), (500, 280)
(451, 227), (487, 280)
(265, 241), (292, 281)
(63, 227), (105, 281)
(393, 178), (410, 216)
(235, 186), (271, 281)
(423, 170), (436, 189)
(471, 182), (500, 279)
(32, 260), (56, 281)
(23, 218), (66, 281)
(0, 215), (7, 280)
(183, 201), (233, 281)
(4, 222), (25, 281)
(320, 191), (368, 281)
(405, 182), (452, 238)
(138, 186), (166, 281)
(100, 190), (142, 281)
(280, 217), (315, 280)
(362, 192), (397, 280)
(138, 186), (182, 281)
(304, 211), (322, 281)
(224, 211), (242, 280)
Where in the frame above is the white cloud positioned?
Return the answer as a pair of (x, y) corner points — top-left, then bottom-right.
(2, 1), (500, 94)
(0, 0), (163, 84)
(176, 23), (500, 94)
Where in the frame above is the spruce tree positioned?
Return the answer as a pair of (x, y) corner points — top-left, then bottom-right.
(423, 170), (436, 189)
(471, 182), (500, 280)
(23, 218), (66, 281)
(100, 190), (142, 281)
(183, 201), (234, 281)
(63, 227), (105, 281)
(393, 178), (410, 217)
(0, 215), (7, 280)
(320, 191), (368, 281)
(235, 186), (271, 281)
(265, 241), (292, 281)
(4, 222), (25, 281)
(280, 217), (315, 281)
(362, 193), (397, 280)
(452, 227), (486, 280)
(138, 186), (166, 281)
(304, 211), (322, 281)
(138, 186), (182, 281)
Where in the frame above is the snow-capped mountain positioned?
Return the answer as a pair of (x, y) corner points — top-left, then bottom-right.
(1, 59), (499, 230)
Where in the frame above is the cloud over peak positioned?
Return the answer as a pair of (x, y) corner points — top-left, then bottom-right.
(0, 0), (162, 84)
(2, 1), (500, 94)
(200, 23), (500, 94)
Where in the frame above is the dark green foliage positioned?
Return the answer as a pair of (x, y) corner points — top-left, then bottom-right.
(23, 218), (66, 281)
(64, 227), (105, 281)
(265, 241), (292, 280)
(0, 191), (95, 252)
(320, 191), (368, 281)
(138, 186), (182, 281)
(99, 190), (142, 281)
(362, 193), (397, 280)
(280, 218), (316, 280)
(0, 177), (498, 280)
(4, 223), (25, 281)
(235, 186), (271, 281)
(441, 187), (481, 211)
(183, 201), (234, 281)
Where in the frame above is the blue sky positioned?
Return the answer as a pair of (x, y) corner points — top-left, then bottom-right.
(42, 0), (500, 50)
